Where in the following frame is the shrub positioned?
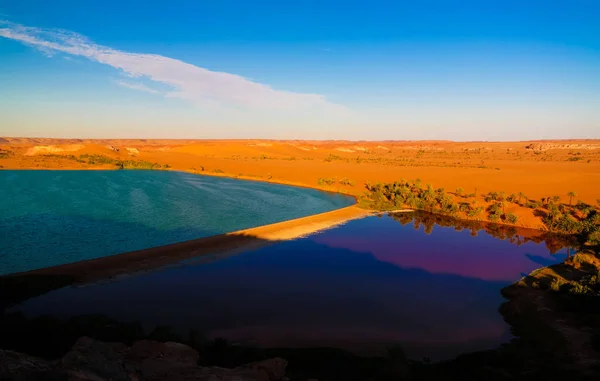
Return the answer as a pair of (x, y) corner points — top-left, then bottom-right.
(324, 154), (342, 162)
(467, 206), (484, 218)
(488, 212), (500, 222)
(338, 177), (355, 186)
(550, 278), (565, 292)
(79, 154), (116, 165)
(318, 177), (337, 186)
(506, 212), (518, 224)
(588, 231), (600, 246)
(569, 283), (593, 295)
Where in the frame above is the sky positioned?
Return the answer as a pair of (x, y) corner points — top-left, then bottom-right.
(1, 0), (599, 140)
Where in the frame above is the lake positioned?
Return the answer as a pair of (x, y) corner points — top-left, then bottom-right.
(0, 170), (354, 275)
(2, 207), (572, 360)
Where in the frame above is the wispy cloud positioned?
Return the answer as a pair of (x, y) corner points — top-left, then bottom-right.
(0, 20), (346, 112)
(115, 80), (160, 94)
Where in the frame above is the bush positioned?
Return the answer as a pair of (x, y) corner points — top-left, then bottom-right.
(550, 278), (565, 292)
(467, 206), (484, 218)
(506, 212), (518, 224)
(488, 212), (500, 222)
(569, 282), (593, 295)
(318, 177), (337, 186)
(79, 154), (116, 165)
(338, 177), (355, 186)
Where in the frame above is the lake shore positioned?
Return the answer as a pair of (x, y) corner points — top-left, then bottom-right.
(0, 205), (372, 306)
(2, 138), (599, 232)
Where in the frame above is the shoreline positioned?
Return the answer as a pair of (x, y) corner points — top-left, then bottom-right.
(1, 205), (371, 285)
(1, 165), (557, 232)
(0, 166), (361, 204)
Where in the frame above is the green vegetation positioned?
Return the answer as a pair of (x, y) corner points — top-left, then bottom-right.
(338, 177), (355, 186)
(44, 153), (170, 170)
(567, 191), (577, 206)
(317, 177), (336, 185)
(323, 154), (343, 162)
(79, 154), (115, 165)
(363, 179), (484, 218)
(212, 169), (225, 173)
(362, 179), (600, 246)
(317, 177), (355, 187)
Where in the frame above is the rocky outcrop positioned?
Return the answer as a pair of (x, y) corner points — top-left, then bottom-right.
(24, 144), (85, 156)
(1, 337), (288, 381)
(0, 349), (55, 380)
(525, 142), (600, 151)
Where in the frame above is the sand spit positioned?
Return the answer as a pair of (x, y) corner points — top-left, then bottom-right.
(234, 205), (371, 240)
(1, 206), (370, 287)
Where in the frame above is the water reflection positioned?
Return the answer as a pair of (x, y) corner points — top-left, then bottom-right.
(392, 211), (576, 254)
(3, 213), (572, 361)
(313, 212), (573, 282)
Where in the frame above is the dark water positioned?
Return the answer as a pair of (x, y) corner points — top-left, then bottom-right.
(0, 170), (354, 275)
(5, 212), (572, 360)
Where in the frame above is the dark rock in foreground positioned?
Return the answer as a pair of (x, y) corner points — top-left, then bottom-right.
(1, 337), (288, 381)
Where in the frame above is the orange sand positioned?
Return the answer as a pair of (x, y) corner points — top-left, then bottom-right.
(1, 138), (599, 229)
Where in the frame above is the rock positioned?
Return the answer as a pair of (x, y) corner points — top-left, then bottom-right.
(126, 340), (199, 365)
(61, 336), (131, 381)
(125, 340), (200, 381)
(2, 337), (288, 381)
(234, 358), (288, 381)
(0, 349), (54, 380)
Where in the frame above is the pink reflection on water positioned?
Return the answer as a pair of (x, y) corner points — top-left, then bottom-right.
(311, 219), (564, 282)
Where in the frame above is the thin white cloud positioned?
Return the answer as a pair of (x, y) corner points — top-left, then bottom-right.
(0, 20), (346, 112)
(115, 80), (160, 94)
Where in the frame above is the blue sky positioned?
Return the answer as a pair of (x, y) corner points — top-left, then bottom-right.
(1, 0), (599, 140)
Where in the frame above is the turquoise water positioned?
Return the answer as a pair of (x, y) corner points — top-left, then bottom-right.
(0, 170), (354, 275)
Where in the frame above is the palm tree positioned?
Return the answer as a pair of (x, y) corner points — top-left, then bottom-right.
(499, 200), (506, 215)
(567, 191), (577, 206)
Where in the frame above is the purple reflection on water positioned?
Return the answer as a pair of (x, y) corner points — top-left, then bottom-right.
(8, 215), (568, 360)
(313, 214), (568, 282)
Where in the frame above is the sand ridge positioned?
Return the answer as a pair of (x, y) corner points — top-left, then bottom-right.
(1, 206), (371, 284)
